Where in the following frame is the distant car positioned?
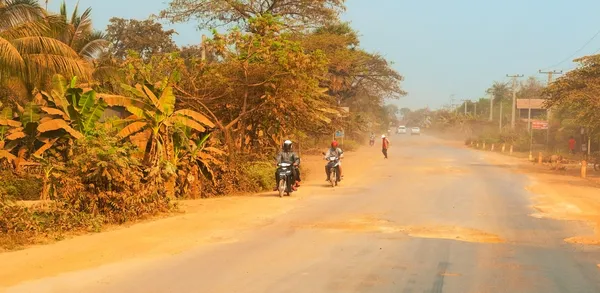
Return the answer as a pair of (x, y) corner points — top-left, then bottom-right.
(397, 125), (407, 134)
(411, 127), (421, 135)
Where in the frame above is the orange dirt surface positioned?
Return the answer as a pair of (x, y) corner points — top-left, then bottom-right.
(484, 151), (600, 246)
(298, 215), (505, 244)
(0, 195), (299, 287)
(526, 174), (600, 245)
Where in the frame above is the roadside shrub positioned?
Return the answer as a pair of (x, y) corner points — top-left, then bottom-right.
(240, 160), (273, 192)
(0, 171), (42, 201)
(201, 162), (239, 197)
(0, 129), (179, 249)
(513, 137), (530, 152)
(341, 139), (360, 152)
(476, 127), (502, 144)
(0, 196), (102, 249)
(300, 135), (334, 155)
(498, 129), (530, 151)
(52, 131), (175, 224)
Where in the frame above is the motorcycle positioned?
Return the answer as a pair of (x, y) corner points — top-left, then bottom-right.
(369, 138), (375, 146)
(276, 162), (294, 197)
(325, 155), (341, 187)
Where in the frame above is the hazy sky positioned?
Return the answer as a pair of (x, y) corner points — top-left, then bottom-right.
(48, 0), (600, 109)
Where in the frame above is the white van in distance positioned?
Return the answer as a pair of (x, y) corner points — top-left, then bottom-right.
(397, 125), (407, 134)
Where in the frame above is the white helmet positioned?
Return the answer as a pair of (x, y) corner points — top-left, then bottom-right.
(381, 134), (386, 138)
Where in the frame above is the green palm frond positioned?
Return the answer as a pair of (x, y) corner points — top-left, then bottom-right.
(0, 36), (25, 71)
(11, 35), (80, 56)
(0, 0), (45, 31)
(77, 31), (107, 59)
(25, 53), (91, 80)
(70, 7), (92, 46)
(0, 16), (48, 39)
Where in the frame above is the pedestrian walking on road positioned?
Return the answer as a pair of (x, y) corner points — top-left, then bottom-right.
(382, 135), (390, 159)
(569, 136), (576, 154)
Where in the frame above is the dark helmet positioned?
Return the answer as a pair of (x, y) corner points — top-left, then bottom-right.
(282, 140), (293, 151)
(331, 141), (339, 148)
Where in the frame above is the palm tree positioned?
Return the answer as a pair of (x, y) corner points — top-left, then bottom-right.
(0, 0), (90, 100)
(54, 1), (107, 60)
(486, 81), (510, 127)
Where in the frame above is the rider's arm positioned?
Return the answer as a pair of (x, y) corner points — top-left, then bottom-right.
(276, 152), (282, 164)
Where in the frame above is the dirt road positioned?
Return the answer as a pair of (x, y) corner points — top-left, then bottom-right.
(3, 135), (600, 292)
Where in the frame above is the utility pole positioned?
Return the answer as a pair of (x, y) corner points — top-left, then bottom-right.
(527, 94), (532, 132)
(462, 99), (468, 115)
(539, 70), (562, 144)
(539, 70), (562, 86)
(507, 74), (524, 129)
(474, 102), (477, 117)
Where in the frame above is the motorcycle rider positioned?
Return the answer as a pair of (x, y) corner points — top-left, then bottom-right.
(274, 140), (300, 191)
(369, 133), (376, 146)
(324, 141), (344, 181)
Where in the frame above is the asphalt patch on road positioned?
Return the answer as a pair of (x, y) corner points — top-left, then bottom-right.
(297, 216), (505, 244)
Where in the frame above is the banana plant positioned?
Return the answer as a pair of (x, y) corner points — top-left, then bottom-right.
(1, 74), (109, 162)
(38, 74), (105, 137)
(0, 103), (17, 148)
(0, 102), (38, 171)
(174, 130), (224, 184)
(111, 82), (215, 198)
(0, 102), (22, 167)
(171, 130), (225, 198)
(116, 82), (215, 167)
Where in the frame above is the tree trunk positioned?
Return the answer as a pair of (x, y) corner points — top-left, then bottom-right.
(189, 164), (201, 199)
(223, 87), (249, 159)
(144, 135), (158, 166)
(40, 178), (50, 201)
(164, 128), (177, 199)
(223, 128), (236, 160)
(238, 82), (249, 154)
(165, 175), (176, 199)
(489, 97), (493, 121)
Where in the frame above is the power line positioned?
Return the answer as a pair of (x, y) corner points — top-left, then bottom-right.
(540, 27), (600, 70)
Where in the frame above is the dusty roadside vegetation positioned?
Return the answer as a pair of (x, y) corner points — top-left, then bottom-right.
(0, 147), (375, 288)
(0, 1), (403, 250)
